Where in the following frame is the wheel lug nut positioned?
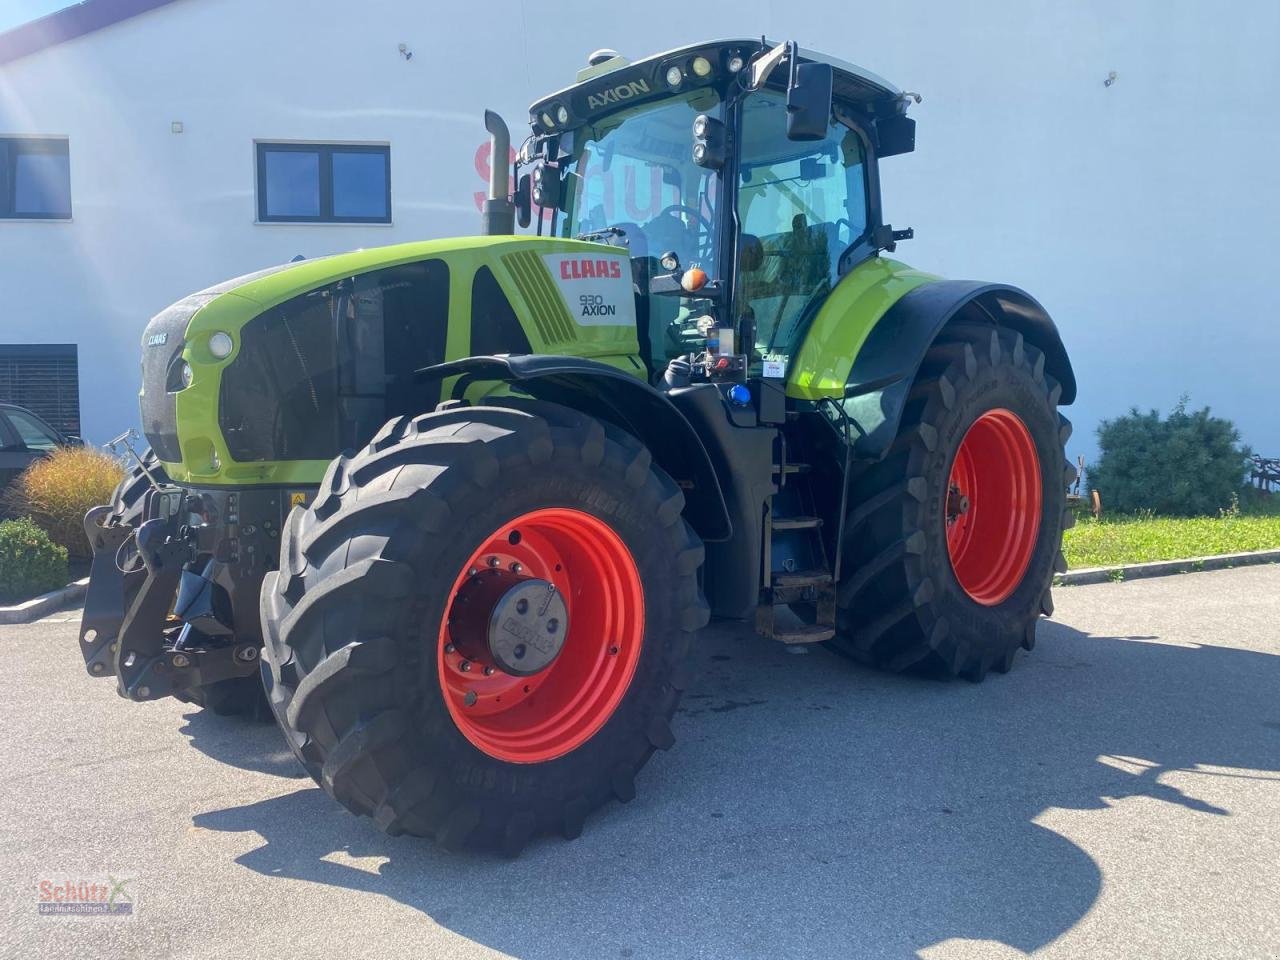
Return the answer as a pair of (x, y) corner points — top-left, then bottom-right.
(444, 643), (456, 654)
(510, 561), (522, 574)
(468, 567), (478, 577)
(487, 556), (500, 568)
(464, 690), (477, 707)
(460, 660), (472, 672)
(483, 665), (495, 676)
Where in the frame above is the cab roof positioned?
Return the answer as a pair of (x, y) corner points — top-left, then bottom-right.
(529, 38), (907, 134)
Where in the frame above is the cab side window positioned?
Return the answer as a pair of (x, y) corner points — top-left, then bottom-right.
(736, 91), (869, 355)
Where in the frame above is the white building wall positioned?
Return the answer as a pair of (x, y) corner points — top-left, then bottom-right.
(1, 0), (1277, 460)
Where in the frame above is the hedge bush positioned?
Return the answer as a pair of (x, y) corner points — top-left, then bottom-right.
(1087, 397), (1251, 516)
(4, 447), (126, 560)
(0, 517), (69, 604)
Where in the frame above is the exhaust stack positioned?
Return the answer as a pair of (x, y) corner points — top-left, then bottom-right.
(481, 110), (515, 235)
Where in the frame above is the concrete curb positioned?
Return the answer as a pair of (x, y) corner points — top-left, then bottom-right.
(1055, 548), (1280, 586)
(0, 577), (89, 625)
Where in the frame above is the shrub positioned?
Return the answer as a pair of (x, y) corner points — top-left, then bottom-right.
(1087, 396), (1251, 516)
(4, 447), (126, 559)
(0, 517), (69, 604)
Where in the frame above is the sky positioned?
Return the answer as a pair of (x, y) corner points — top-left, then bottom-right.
(0, 1), (76, 33)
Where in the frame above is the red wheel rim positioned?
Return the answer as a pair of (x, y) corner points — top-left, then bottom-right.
(437, 508), (644, 763)
(945, 409), (1042, 606)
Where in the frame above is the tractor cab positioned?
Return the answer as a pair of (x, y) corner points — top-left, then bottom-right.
(513, 39), (917, 380)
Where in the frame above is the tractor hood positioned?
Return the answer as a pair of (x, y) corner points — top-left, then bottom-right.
(139, 235), (644, 486)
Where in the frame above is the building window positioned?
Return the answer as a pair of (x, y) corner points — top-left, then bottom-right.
(255, 142), (390, 223)
(0, 343), (80, 437)
(0, 137), (71, 220)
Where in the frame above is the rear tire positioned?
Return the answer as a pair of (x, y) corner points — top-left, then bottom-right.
(260, 401), (708, 854)
(827, 325), (1074, 680)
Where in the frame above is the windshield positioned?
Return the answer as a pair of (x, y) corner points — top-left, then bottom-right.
(557, 89), (722, 277)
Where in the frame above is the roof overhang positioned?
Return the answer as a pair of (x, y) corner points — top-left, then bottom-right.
(0, 0), (184, 67)
(529, 38), (907, 136)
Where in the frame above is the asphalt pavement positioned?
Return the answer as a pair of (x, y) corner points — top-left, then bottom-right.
(2, 565), (1278, 960)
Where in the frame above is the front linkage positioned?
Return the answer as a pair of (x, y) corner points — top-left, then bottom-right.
(80, 485), (262, 702)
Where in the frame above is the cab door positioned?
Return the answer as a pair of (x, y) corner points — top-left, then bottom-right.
(734, 90), (874, 361)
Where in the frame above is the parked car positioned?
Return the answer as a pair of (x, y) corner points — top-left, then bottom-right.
(0, 403), (81, 497)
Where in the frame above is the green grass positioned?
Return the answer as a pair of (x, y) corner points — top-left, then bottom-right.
(1063, 512), (1280, 569)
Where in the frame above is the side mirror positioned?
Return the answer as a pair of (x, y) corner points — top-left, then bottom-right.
(786, 61), (833, 141)
(876, 114), (917, 157)
(532, 162), (562, 210)
(514, 174), (532, 228)
(62, 435), (84, 447)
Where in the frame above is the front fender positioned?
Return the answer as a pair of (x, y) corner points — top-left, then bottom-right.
(418, 354), (733, 542)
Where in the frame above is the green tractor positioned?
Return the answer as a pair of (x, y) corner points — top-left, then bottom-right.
(80, 39), (1075, 853)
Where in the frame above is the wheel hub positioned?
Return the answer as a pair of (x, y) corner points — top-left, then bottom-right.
(451, 571), (568, 677)
(437, 508), (644, 764)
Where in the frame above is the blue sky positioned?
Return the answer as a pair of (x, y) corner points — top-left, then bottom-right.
(0, 1), (77, 33)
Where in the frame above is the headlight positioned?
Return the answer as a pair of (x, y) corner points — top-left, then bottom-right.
(665, 65), (683, 88)
(691, 56), (712, 77)
(556, 105), (569, 124)
(208, 331), (234, 359)
(540, 111), (555, 129)
(178, 361), (193, 389)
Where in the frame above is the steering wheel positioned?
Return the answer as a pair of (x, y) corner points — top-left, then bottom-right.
(651, 203), (715, 261)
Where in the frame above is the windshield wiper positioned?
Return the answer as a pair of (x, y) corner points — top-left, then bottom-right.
(574, 226), (628, 244)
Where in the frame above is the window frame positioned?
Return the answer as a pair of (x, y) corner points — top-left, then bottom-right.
(254, 141), (392, 225)
(0, 136), (72, 221)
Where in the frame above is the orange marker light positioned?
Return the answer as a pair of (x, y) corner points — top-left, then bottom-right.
(681, 267), (708, 292)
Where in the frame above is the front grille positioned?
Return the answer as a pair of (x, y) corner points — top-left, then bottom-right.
(138, 294), (214, 462)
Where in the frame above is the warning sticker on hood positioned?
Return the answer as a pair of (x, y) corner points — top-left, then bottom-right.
(543, 253), (636, 328)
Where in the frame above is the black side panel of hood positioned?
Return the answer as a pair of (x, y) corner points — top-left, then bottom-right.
(138, 294), (214, 462)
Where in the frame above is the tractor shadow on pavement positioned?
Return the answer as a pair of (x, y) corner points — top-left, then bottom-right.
(192, 617), (1280, 958)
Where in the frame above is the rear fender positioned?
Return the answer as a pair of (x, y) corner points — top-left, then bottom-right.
(840, 281), (1075, 460)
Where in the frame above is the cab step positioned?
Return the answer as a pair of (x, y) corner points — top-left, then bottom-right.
(772, 624), (836, 645)
(772, 568), (834, 590)
(776, 462), (811, 476)
(771, 515), (822, 531)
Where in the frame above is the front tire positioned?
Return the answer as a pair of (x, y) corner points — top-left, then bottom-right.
(260, 401), (708, 854)
(828, 324), (1074, 679)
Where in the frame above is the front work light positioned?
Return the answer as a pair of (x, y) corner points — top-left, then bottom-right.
(691, 114), (727, 169)
(208, 331), (234, 359)
(691, 56), (713, 77)
(556, 105), (570, 124)
(665, 65), (683, 88)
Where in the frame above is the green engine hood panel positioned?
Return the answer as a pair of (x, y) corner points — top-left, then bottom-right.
(155, 235), (644, 486)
